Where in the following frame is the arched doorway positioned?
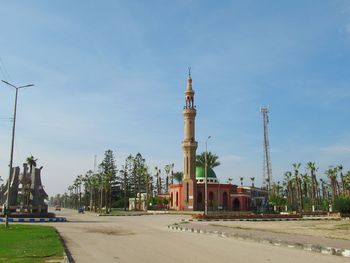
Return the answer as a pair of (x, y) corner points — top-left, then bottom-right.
(170, 192), (173, 207)
(233, 198), (240, 211)
(209, 191), (214, 209)
(222, 192), (228, 210)
(197, 192), (203, 210)
(176, 192), (179, 207)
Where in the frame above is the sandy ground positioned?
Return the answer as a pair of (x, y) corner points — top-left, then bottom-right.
(50, 209), (349, 263)
(199, 219), (350, 240)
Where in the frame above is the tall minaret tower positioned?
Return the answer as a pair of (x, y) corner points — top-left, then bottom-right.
(181, 69), (198, 210)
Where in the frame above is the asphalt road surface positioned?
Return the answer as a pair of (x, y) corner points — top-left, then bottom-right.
(52, 209), (349, 263)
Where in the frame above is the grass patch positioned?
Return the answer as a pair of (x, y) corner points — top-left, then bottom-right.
(0, 224), (64, 263)
(103, 210), (147, 216)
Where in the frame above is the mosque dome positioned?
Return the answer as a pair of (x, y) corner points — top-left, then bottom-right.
(195, 166), (218, 183)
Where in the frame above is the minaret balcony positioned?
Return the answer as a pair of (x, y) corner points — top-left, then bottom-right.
(182, 140), (198, 148)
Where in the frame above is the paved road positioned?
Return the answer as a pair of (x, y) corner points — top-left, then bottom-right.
(52, 209), (348, 263)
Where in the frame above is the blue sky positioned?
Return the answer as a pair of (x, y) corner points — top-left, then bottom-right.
(0, 1), (350, 196)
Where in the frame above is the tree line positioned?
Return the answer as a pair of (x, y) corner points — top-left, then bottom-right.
(268, 162), (350, 212)
(51, 150), (184, 212)
(51, 151), (221, 212)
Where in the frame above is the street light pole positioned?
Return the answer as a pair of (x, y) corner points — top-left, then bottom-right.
(204, 135), (211, 216)
(2, 80), (34, 228)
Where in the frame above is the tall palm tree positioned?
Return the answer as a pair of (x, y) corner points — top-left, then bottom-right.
(26, 155), (38, 173)
(170, 163), (174, 185)
(306, 162), (318, 205)
(196, 152), (220, 169)
(67, 185), (74, 208)
(292, 163), (303, 211)
(325, 167), (338, 202)
(301, 173), (310, 199)
(284, 171), (293, 207)
(338, 165), (344, 194)
(319, 178), (326, 199)
(343, 170), (350, 194)
(239, 176), (244, 186)
(154, 166), (161, 195)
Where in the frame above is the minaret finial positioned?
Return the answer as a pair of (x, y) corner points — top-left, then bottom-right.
(188, 67), (191, 79)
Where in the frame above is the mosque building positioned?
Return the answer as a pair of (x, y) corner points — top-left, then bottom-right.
(169, 73), (267, 212)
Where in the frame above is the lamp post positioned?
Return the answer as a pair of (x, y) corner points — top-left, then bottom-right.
(204, 135), (211, 216)
(2, 80), (34, 228)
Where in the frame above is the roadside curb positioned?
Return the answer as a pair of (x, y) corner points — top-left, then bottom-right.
(168, 225), (350, 258)
(56, 230), (74, 263)
(0, 217), (67, 223)
(97, 214), (148, 217)
(184, 217), (341, 222)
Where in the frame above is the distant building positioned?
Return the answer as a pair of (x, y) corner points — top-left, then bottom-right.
(129, 193), (148, 211)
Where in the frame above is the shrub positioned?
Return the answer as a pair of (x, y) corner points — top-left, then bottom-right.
(334, 195), (350, 213)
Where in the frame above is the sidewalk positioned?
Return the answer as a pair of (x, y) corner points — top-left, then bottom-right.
(169, 222), (350, 257)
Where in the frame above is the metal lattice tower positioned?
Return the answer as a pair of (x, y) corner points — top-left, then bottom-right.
(261, 107), (272, 190)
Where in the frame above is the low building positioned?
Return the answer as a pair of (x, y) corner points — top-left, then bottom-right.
(169, 167), (267, 212)
(129, 193), (148, 211)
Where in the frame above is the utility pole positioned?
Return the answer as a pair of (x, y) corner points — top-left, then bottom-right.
(204, 135), (211, 216)
(2, 80), (34, 228)
(261, 107), (272, 192)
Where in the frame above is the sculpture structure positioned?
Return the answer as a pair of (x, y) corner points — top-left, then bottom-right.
(0, 162), (48, 214)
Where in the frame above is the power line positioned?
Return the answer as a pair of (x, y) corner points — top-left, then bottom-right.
(0, 57), (12, 81)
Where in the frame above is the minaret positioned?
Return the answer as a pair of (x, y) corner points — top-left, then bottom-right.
(181, 69), (198, 210)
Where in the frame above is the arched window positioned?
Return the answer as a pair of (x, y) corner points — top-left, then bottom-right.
(209, 192), (214, 201)
(176, 192), (179, 207)
(209, 191), (214, 208)
(197, 192), (203, 203)
(233, 199), (240, 211)
(170, 192), (173, 207)
(223, 192), (228, 210)
(186, 182), (189, 203)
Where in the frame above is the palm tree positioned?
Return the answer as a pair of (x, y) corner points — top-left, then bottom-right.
(284, 171), (293, 207)
(319, 178), (326, 199)
(338, 165), (344, 194)
(325, 167), (338, 202)
(170, 163), (174, 185)
(301, 173), (310, 199)
(250, 177), (255, 187)
(84, 170), (94, 211)
(239, 176), (244, 186)
(143, 168), (152, 211)
(26, 155), (38, 173)
(292, 163), (303, 211)
(67, 185), (74, 208)
(343, 170), (350, 194)
(173, 172), (183, 184)
(196, 152), (220, 169)
(306, 162), (318, 205)
(154, 166), (161, 195)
